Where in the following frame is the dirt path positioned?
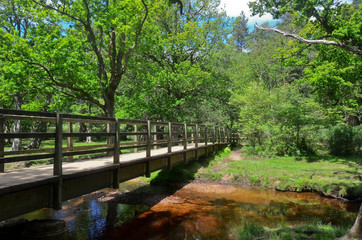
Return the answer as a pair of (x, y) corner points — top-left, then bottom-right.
(225, 149), (243, 161)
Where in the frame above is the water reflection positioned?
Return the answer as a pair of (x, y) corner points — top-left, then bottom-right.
(16, 182), (359, 240)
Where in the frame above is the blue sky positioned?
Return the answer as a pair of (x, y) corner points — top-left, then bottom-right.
(218, 0), (277, 27)
(218, 0), (353, 28)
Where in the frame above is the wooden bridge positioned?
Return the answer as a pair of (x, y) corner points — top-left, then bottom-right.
(0, 109), (238, 221)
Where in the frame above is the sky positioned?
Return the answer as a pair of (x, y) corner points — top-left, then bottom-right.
(218, 0), (279, 28)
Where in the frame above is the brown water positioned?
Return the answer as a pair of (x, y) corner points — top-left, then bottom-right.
(17, 181), (359, 240)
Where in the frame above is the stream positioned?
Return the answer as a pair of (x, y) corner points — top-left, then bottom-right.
(15, 180), (359, 240)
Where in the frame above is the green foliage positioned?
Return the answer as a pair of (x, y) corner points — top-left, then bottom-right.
(248, 0), (362, 124)
(233, 82), (321, 156)
(328, 125), (362, 157)
(232, 220), (349, 240)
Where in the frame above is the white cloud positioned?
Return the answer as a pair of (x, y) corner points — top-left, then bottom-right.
(218, 0), (278, 27)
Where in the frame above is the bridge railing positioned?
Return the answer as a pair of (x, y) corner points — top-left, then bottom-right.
(0, 109), (237, 175)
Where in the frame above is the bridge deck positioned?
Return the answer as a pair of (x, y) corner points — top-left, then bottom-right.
(0, 143), (207, 195)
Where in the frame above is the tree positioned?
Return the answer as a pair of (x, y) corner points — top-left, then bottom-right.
(0, 0), (34, 150)
(231, 11), (249, 51)
(25, 0), (149, 118)
(249, 0), (362, 125)
(118, 0), (232, 124)
(249, 0), (362, 55)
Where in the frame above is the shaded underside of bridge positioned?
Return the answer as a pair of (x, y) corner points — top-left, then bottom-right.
(0, 142), (227, 221)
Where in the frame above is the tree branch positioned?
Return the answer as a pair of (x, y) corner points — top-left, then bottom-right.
(255, 24), (362, 56)
(23, 60), (105, 110)
(122, 0), (149, 71)
(32, 0), (85, 24)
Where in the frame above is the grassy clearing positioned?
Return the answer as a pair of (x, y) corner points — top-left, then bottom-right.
(231, 220), (350, 240)
(198, 149), (362, 200)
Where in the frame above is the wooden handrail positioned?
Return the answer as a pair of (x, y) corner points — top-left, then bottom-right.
(0, 109), (237, 175)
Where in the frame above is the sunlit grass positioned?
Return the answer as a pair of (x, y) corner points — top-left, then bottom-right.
(198, 149), (362, 199)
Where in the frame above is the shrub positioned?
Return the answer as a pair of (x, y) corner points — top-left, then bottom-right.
(328, 125), (362, 156)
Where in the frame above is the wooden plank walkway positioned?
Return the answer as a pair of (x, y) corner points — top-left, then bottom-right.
(0, 143), (206, 194)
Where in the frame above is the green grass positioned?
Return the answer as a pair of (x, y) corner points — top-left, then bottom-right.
(198, 149), (362, 200)
(232, 220), (350, 240)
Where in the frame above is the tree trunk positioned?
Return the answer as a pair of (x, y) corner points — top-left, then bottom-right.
(78, 106), (87, 142)
(26, 94), (51, 149)
(337, 203), (362, 240)
(86, 123), (92, 143)
(25, 121), (47, 149)
(11, 95), (22, 151)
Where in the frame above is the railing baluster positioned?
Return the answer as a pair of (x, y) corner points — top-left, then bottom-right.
(213, 126), (216, 153)
(168, 122), (172, 153)
(134, 124), (138, 153)
(153, 124), (157, 150)
(167, 122), (172, 169)
(67, 122), (73, 162)
(195, 124), (199, 148)
(183, 123), (187, 150)
(183, 123), (187, 164)
(218, 127), (221, 144)
(195, 124), (199, 161)
(204, 126), (208, 156)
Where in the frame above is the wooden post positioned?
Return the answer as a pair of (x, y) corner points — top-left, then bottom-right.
(204, 126), (208, 145)
(183, 123), (187, 150)
(168, 122), (172, 153)
(153, 125), (157, 150)
(67, 122), (73, 162)
(167, 122), (172, 170)
(113, 119), (120, 189)
(183, 123), (187, 164)
(195, 124), (199, 161)
(54, 113), (63, 176)
(107, 123), (112, 157)
(0, 115), (4, 172)
(53, 113), (63, 210)
(134, 124), (138, 153)
(218, 127), (221, 144)
(191, 127), (194, 144)
(204, 126), (208, 156)
(114, 119), (120, 164)
(213, 126), (216, 153)
(145, 120), (151, 177)
(195, 124), (199, 148)
(222, 127), (225, 143)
